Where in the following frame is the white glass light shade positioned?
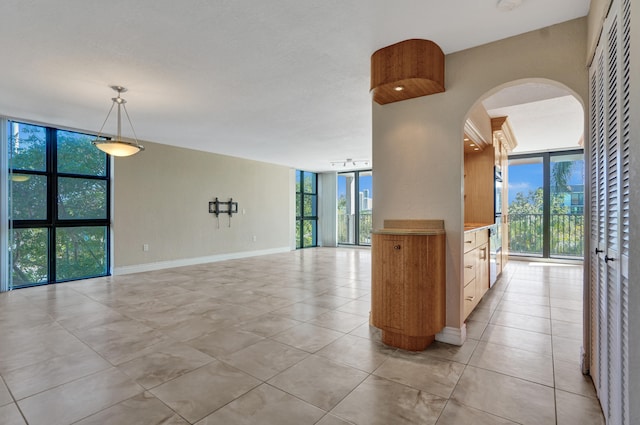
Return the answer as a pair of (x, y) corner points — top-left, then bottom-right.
(92, 140), (144, 157)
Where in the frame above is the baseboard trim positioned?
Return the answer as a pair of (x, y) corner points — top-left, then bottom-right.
(113, 246), (292, 275)
(435, 325), (467, 346)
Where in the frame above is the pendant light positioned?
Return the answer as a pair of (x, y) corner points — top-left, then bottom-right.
(92, 86), (144, 157)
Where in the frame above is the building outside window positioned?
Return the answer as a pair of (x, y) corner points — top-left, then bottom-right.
(7, 121), (110, 288)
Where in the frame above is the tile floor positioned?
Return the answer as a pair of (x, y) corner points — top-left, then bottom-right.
(0, 248), (605, 424)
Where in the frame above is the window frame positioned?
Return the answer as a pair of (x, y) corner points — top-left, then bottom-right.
(295, 170), (318, 249)
(8, 121), (111, 287)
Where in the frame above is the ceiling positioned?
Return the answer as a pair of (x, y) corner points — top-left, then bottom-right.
(0, 0), (590, 172)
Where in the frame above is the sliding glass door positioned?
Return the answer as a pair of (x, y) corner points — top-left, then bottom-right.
(337, 170), (372, 246)
(507, 150), (584, 259)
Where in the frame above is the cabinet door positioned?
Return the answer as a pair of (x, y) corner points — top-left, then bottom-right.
(477, 243), (489, 297)
(372, 235), (405, 331)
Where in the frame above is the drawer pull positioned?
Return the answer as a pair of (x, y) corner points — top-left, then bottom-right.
(465, 240), (473, 244)
(465, 296), (475, 301)
(465, 265), (474, 269)
(393, 245), (401, 250)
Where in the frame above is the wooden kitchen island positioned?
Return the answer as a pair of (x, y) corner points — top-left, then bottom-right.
(371, 220), (446, 351)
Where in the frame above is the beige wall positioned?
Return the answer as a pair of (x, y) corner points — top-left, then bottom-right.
(372, 18), (588, 341)
(113, 141), (292, 272)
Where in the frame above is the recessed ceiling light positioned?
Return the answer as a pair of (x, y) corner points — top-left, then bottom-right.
(464, 137), (470, 142)
(474, 147), (480, 151)
(497, 0), (523, 11)
(394, 86), (404, 91)
(470, 143), (475, 147)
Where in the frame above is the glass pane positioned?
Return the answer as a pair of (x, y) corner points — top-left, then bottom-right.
(295, 170), (301, 193)
(10, 228), (48, 286)
(303, 194), (316, 217)
(338, 172), (356, 244)
(303, 172), (316, 194)
(10, 174), (47, 220)
(296, 220), (301, 249)
(8, 122), (46, 171)
(296, 193), (301, 218)
(302, 220), (317, 248)
(550, 154), (584, 258)
(359, 171), (373, 245)
(508, 157), (544, 256)
(57, 130), (107, 176)
(56, 226), (108, 281)
(58, 178), (107, 219)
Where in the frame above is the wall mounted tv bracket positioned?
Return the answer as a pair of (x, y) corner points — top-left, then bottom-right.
(209, 197), (238, 228)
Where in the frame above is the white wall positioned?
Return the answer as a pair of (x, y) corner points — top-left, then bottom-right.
(372, 18), (588, 342)
(113, 141), (292, 273)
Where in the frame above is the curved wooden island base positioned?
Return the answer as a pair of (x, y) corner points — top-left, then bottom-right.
(371, 220), (446, 351)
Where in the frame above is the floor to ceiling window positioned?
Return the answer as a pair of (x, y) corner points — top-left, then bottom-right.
(295, 170), (317, 249)
(8, 121), (110, 288)
(507, 150), (584, 259)
(337, 170), (372, 246)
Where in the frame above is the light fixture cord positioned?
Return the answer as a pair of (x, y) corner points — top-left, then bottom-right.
(121, 103), (141, 147)
(95, 101), (116, 139)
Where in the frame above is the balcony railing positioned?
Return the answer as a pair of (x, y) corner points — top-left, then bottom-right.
(509, 213), (584, 258)
(338, 212), (372, 245)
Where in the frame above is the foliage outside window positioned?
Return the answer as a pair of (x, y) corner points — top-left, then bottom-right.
(295, 170), (317, 249)
(8, 122), (110, 288)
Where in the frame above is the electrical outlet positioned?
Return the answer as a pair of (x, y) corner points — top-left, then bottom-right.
(143, 244), (149, 252)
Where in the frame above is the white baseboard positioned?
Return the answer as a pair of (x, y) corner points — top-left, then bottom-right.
(435, 325), (467, 346)
(113, 246), (292, 275)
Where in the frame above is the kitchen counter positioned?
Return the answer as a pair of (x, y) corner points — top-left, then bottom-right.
(464, 222), (493, 232)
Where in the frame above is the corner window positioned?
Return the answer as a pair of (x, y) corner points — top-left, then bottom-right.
(295, 170), (317, 249)
(8, 121), (110, 288)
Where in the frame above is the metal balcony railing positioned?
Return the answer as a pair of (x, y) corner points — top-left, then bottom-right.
(338, 212), (372, 245)
(509, 213), (584, 258)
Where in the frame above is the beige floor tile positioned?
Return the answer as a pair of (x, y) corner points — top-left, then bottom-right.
(271, 302), (330, 321)
(373, 351), (465, 398)
(550, 297), (583, 311)
(195, 384), (325, 425)
(436, 399), (519, 424)
(18, 368), (143, 425)
(218, 339), (309, 380)
(4, 347), (111, 400)
(424, 339), (479, 364)
(349, 323), (381, 340)
(331, 375), (447, 425)
(236, 314), (302, 337)
(554, 358), (598, 398)
(315, 414), (354, 425)
(268, 355), (368, 411)
(481, 324), (553, 356)
(117, 342), (215, 389)
(451, 366), (555, 425)
(271, 323), (343, 353)
(464, 320), (487, 340)
(553, 335), (583, 364)
(550, 306), (583, 324)
(468, 341), (554, 386)
(551, 319), (583, 340)
(496, 301), (551, 318)
(0, 323), (88, 374)
(309, 310), (368, 333)
(0, 379), (12, 407)
(186, 328), (264, 358)
(0, 403), (26, 425)
(555, 389), (605, 425)
(465, 306), (493, 323)
(490, 310), (551, 334)
(74, 392), (188, 425)
(150, 360), (260, 424)
(316, 334), (396, 373)
(300, 294), (352, 309)
(336, 299), (371, 317)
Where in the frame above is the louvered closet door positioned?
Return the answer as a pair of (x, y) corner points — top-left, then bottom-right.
(588, 0), (631, 423)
